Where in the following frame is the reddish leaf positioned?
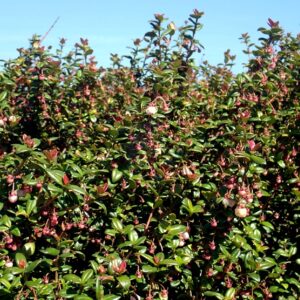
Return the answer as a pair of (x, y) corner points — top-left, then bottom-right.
(62, 174), (70, 185)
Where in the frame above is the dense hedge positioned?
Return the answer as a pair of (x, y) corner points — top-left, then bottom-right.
(0, 11), (299, 299)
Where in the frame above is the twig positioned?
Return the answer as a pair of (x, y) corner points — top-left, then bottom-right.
(145, 208), (154, 232)
(29, 287), (38, 300)
(40, 17), (60, 44)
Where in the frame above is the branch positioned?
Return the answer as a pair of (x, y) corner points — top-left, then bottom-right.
(40, 17), (60, 44)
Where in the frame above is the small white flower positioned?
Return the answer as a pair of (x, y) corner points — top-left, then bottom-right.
(146, 105), (158, 115)
(168, 22), (176, 31)
(5, 261), (13, 268)
(235, 205), (249, 218)
(181, 231), (190, 240)
(8, 115), (17, 123)
(178, 240), (185, 247)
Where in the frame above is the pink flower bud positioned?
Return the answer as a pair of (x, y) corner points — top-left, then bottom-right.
(210, 218), (218, 228)
(8, 191), (18, 203)
(248, 140), (256, 151)
(0, 118), (6, 127)
(209, 240), (216, 250)
(6, 175), (14, 184)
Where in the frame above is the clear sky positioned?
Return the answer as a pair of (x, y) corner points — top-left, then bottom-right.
(1, 0), (299, 73)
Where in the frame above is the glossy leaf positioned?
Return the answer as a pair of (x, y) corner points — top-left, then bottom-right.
(117, 275), (131, 290)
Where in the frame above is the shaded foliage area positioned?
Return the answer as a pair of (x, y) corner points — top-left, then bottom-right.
(0, 10), (299, 300)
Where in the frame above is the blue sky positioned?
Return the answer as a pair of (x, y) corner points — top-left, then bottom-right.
(1, 0), (299, 73)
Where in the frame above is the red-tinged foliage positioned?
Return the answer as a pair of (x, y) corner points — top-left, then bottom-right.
(0, 11), (299, 300)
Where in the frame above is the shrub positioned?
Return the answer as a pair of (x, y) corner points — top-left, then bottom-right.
(0, 10), (299, 299)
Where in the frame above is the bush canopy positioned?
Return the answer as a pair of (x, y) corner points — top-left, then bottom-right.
(0, 10), (299, 300)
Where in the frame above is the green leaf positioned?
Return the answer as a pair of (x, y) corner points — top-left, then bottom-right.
(161, 259), (179, 266)
(64, 274), (82, 284)
(167, 224), (186, 236)
(81, 269), (94, 284)
(261, 221), (274, 231)
(117, 275), (131, 290)
(233, 234), (250, 250)
(13, 144), (31, 154)
(0, 278), (11, 290)
(46, 169), (65, 185)
(287, 278), (300, 289)
(103, 295), (121, 300)
(201, 183), (216, 191)
(231, 248), (241, 260)
(10, 226), (21, 236)
(40, 247), (60, 256)
(2, 78), (14, 86)
(59, 289), (77, 298)
(288, 246), (297, 257)
(181, 198), (194, 215)
(204, 291), (224, 299)
(225, 288), (236, 299)
(134, 236), (146, 246)
(7, 267), (25, 275)
(26, 198), (37, 216)
(105, 229), (117, 236)
(248, 272), (260, 282)
(170, 280), (181, 287)
(142, 265), (158, 273)
(66, 184), (86, 195)
(277, 160), (286, 168)
(244, 252), (256, 271)
(0, 90), (8, 102)
(25, 259), (42, 273)
(250, 154), (266, 165)
(139, 253), (154, 264)
(169, 148), (182, 159)
(114, 241), (130, 250)
(111, 218), (123, 232)
(219, 245), (231, 258)
(251, 229), (261, 242)
(23, 242), (36, 256)
(15, 209), (28, 218)
(47, 183), (63, 194)
(128, 230), (138, 242)
(74, 295), (93, 300)
(1, 215), (11, 228)
(32, 138), (41, 148)
(275, 249), (289, 257)
(192, 204), (204, 213)
(257, 258), (276, 270)
(123, 225), (134, 234)
(95, 278), (104, 300)
(15, 252), (27, 267)
(111, 169), (123, 183)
